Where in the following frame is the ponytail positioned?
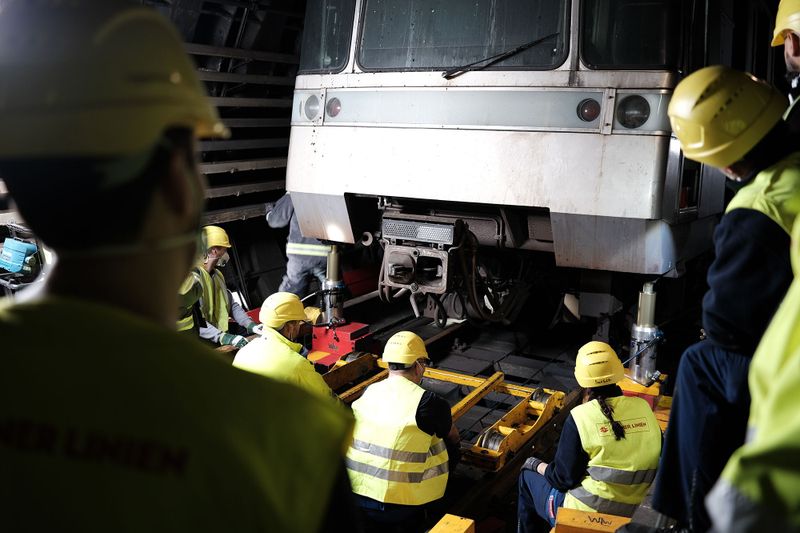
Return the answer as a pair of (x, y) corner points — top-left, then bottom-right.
(587, 385), (625, 440)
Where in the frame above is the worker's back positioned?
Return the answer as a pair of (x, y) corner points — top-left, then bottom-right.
(0, 296), (352, 532)
(563, 396), (661, 516)
(232, 326), (333, 401)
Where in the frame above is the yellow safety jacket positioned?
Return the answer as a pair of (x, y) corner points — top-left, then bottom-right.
(707, 215), (800, 531)
(563, 396), (661, 517)
(176, 271), (202, 332)
(194, 266), (229, 332)
(286, 242), (331, 257)
(0, 296), (353, 532)
(726, 151), (800, 234)
(232, 326), (333, 401)
(346, 376), (449, 506)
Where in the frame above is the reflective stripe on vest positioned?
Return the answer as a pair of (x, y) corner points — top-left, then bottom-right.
(350, 438), (447, 463)
(176, 314), (194, 332)
(346, 376), (449, 506)
(565, 396), (661, 516)
(286, 242), (331, 257)
(586, 466), (658, 485)
(567, 487), (639, 517)
(194, 267), (229, 332)
(345, 457), (449, 483)
(726, 151), (800, 235)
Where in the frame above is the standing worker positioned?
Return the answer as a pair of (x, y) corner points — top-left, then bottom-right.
(651, 66), (800, 532)
(232, 292), (334, 401)
(0, 1), (356, 531)
(346, 331), (460, 532)
(705, 214), (800, 530)
(266, 193), (330, 297)
(772, 0), (800, 129)
(195, 225), (258, 348)
(517, 342), (661, 531)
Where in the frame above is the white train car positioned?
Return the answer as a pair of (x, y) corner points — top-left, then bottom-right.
(287, 0), (769, 322)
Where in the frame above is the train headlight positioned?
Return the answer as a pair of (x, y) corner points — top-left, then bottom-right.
(326, 97), (342, 118)
(577, 98), (601, 122)
(304, 95), (320, 120)
(616, 95), (650, 129)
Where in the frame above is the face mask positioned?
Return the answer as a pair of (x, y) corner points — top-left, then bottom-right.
(217, 251), (230, 268)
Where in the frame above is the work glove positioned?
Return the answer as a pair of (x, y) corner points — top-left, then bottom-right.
(246, 322), (259, 335)
(264, 202), (275, 215)
(220, 333), (248, 349)
(522, 456), (543, 473)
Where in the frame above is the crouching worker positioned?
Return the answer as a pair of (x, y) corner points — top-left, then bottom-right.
(233, 292), (334, 401)
(346, 331), (460, 533)
(517, 342), (661, 531)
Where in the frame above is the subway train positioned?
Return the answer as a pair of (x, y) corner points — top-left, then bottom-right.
(287, 0), (780, 324)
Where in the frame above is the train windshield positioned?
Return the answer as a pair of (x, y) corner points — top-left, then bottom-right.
(581, 0), (682, 69)
(357, 0), (569, 71)
(299, 0), (357, 73)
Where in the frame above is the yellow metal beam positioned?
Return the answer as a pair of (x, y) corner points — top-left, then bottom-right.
(449, 371), (504, 421)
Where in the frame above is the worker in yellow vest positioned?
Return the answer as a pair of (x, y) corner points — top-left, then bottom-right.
(517, 342), (661, 531)
(772, 0), (800, 131)
(0, 1), (355, 530)
(651, 66), (800, 532)
(265, 193), (331, 297)
(346, 331), (460, 532)
(232, 292), (334, 401)
(705, 215), (800, 530)
(194, 225), (258, 348)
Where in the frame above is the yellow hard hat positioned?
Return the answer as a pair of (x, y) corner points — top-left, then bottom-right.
(668, 66), (786, 168)
(382, 331), (429, 365)
(772, 0), (800, 46)
(203, 226), (231, 249)
(259, 292), (308, 329)
(574, 341), (625, 388)
(0, 0), (228, 160)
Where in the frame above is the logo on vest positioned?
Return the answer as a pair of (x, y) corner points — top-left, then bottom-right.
(596, 417), (650, 437)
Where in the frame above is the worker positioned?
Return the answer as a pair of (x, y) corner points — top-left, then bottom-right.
(704, 214), (800, 530)
(651, 66), (800, 532)
(0, 1), (356, 531)
(266, 193), (330, 297)
(232, 292), (334, 401)
(176, 270), (203, 334)
(772, 0), (800, 130)
(517, 342), (661, 531)
(346, 331), (460, 533)
(194, 224), (258, 348)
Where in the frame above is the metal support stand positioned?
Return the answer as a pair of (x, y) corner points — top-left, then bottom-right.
(628, 282), (663, 385)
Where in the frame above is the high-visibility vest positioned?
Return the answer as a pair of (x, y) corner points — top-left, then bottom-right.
(286, 242), (331, 257)
(563, 396), (661, 517)
(194, 266), (229, 332)
(707, 217), (800, 530)
(726, 151), (800, 235)
(346, 376), (449, 506)
(232, 327), (334, 401)
(176, 271), (202, 332)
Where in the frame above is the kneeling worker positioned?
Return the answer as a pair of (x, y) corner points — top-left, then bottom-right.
(233, 292), (333, 401)
(346, 331), (460, 532)
(517, 342), (661, 531)
(196, 225), (258, 348)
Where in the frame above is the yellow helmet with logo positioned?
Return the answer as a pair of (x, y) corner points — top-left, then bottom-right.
(203, 226), (231, 249)
(0, 0), (228, 160)
(382, 331), (429, 366)
(259, 292), (308, 329)
(668, 65), (786, 168)
(773, 0), (800, 46)
(574, 341), (625, 388)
